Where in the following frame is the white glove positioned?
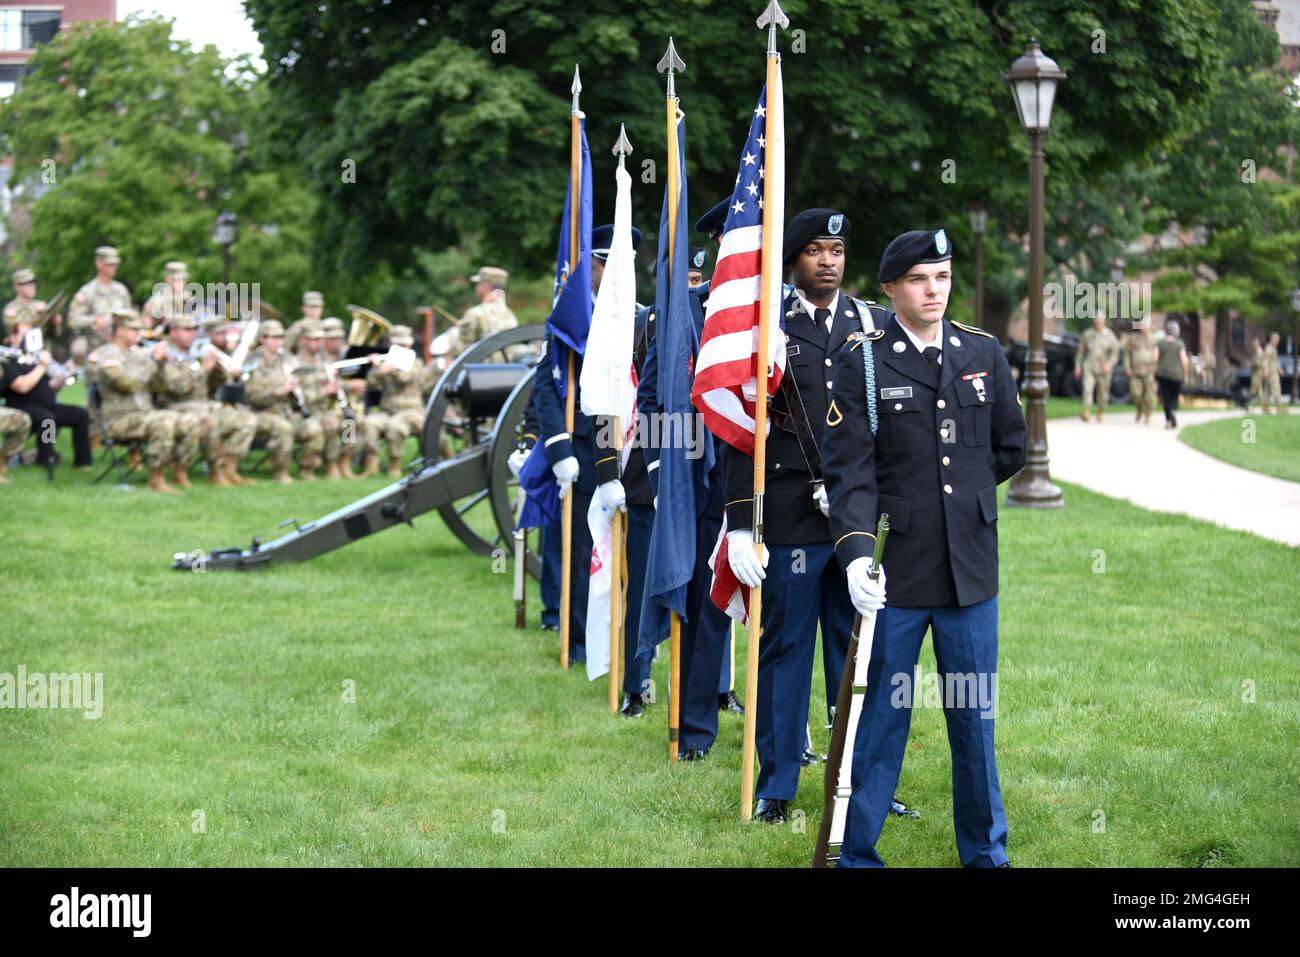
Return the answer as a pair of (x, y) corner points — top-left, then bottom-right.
(813, 483), (829, 517)
(507, 447), (530, 478)
(597, 479), (627, 513)
(727, 529), (768, 588)
(553, 456), (580, 499)
(846, 558), (887, 615)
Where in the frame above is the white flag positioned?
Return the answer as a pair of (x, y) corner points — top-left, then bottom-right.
(584, 494), (614, 682)
(579, 163), (637, 418)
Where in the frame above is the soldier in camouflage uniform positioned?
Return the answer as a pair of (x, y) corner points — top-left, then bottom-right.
(1124, 325), (1159, 425)
(456, 267), (518, 350)
(95, 310), (198, 492)
(244, 319), (324, 483)
(3, 268), (60, 337)
(142, 261), (191, 327)
(284, 290), (324, 355)
(1248, 339), (1264, 409)
(153, 312), (257, 486)
(1261, 332), (1283, 414)
(323, 315), (382, 477)
(69, 246), (133, 362)
(366, 325), (425, 477)
(1074, 315), (1120, 422)
(0, 405), (31, 482)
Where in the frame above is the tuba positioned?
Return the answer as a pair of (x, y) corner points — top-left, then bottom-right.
(346, 304), (393, 349)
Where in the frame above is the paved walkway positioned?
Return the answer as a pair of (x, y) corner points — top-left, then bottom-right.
(1045, 406), (1300, 547)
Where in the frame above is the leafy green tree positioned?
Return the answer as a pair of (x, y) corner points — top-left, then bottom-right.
(0, 15), (315, 310)
(245, 0), (1226, 300)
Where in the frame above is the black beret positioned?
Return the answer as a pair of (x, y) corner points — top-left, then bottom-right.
(694, 197), (730, 237)
(592, 224), (642, 260)
(877, 228), (953, 283)
(782, 208), (850, 265)
(688, 246), (708, 271)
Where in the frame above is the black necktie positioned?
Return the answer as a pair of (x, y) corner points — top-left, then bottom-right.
(814, 308), (831, 347)
(923, 346), (942, 382)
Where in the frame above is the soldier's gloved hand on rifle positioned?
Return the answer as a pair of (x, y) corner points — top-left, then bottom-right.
(727, 528), (768, 588)
(597, 479), (626, 513)
(507, 447), (530, 478)
(812, 483), (829, 517)
(845, 558), (887, 615)
(553, 456), (580, 499)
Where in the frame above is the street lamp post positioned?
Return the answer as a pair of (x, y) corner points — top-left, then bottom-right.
(1290, 287), (1300, 404)
(969, 206), (988, 331)
(1109, 258), (1126, 331)
(213, 211), (238, 286)
(1006, 39), (1066, 510)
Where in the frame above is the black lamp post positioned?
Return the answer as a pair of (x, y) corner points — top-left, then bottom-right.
(213, 211), (237, 285)
(1005, 39), (1066, 510)
(969, 206), (988, 331)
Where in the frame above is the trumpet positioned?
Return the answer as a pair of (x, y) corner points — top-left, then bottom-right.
(277, 349), (311, 418)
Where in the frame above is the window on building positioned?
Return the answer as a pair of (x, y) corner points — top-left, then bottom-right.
(0, 63), (22, 99)
(0, 11), (22, 51)
(23, 10), (60, 48)
(1232, 318), (1246, 353)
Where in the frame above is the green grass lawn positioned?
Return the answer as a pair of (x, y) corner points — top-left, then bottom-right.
(1180, 414), (1300, 484)
(1, 419), (1297, 867)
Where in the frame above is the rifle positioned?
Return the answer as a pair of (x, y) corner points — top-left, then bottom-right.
(812, 513), (890, 868)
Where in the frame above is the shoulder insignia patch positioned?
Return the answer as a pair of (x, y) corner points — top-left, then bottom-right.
(849, 329), (886, 351)
(952, 321), (996, 340)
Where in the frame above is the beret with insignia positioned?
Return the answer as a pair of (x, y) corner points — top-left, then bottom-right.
(689, 246), (708, 271)
(783, 208), (850, 265)
(878, 228), (953, 283)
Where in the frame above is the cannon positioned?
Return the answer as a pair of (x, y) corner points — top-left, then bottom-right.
(173, 324), (547, 575)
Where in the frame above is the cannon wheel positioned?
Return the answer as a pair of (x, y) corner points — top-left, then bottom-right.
(420, 324), (545, 578)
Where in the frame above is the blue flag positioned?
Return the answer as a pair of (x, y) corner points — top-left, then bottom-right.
(639, 117), (715, 653)
(546, 119), (594, 398)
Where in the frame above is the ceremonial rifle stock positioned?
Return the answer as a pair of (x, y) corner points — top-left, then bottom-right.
(812, 513), (889, 868)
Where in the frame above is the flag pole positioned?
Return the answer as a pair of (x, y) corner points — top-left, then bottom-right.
(658, 36), (686, 761)
(741, 0), (788, 821)
(561, 64), (582, 671)
(607, 124), (634, 714)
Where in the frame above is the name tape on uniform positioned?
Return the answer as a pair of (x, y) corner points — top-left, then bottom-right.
(880, 386), (912, 400)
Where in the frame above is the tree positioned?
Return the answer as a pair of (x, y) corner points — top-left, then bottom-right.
(0, 15), (316, 310)
(245, 0), (1226, 297)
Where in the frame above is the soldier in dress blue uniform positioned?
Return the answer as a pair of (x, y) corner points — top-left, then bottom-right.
(723, 208), (880, 821)
(533, 223), (643, 667)
(510, 389), (562, 631)
(636, 199), (740, 753)
(821, 228), (1027, 866)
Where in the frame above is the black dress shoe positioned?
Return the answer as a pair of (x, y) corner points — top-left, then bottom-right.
(997, 862), (1013, 868)
(800, 748), (820, 767)
(754, 798), (789, 824)
(718, 690), (745, 715)
(539, 622), (558, 632)
(890, 796), (921, 819)
(678, 747), (708, 761)
(620, 694), (645, 718)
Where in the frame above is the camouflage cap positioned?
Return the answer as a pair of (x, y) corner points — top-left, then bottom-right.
(111, 308), (142, 331)
(96, 246), (121, 264)
(165, 260), (188, 278)
(300, 318), (326, 339)
(259, 319), (286, 339)
(470, 266), (508, 289)
(11, 268), (35, 284)
(167, 311), (199, 330)
(302, 291), (324, 307)
(320, 316), (346, 337)
(388, 324), (415, 346)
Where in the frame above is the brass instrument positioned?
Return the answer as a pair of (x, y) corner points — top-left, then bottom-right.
(277, 348), (311, 418)
(346, 304), (393, 348)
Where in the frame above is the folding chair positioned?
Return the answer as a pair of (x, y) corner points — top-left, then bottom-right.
(88, 383), (142, 486)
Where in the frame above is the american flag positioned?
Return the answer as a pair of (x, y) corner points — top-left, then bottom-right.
(691, 68), (786, 622)
(690, 72), (786, 456)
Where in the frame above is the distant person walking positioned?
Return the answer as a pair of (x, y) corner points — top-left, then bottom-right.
(1155, 320), (1189, 429)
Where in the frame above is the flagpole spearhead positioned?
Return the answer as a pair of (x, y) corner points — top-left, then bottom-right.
(612, 124), (633, 168)
(571, 64), (582, 113)
(657, 36), (686, 97)
(755, 0), (790, 53)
